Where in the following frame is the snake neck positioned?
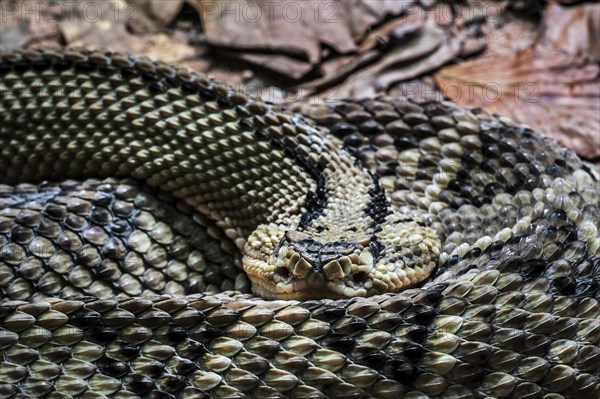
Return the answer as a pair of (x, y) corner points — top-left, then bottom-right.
(0, 48), (441, 299)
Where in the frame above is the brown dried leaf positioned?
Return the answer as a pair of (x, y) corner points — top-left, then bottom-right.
(187, 0), (418, 78)
(137, 31), (201, 63)
(59, 0), (197, 63)
(434, 46), (600, 159)
(58, 0), (139, 50)
(300, 16), (426, 96)
(543, 2), (600, 62)
(341, 0), (421, 40)
(127, 0), (186, 33)
(188, 0), (349, 61)
(297, 1), (486, 100)
(0, 0), (63, 51)
(238, 53), (314, 80)
(316, 20), (465, 99)
(0, 26), (30, 52)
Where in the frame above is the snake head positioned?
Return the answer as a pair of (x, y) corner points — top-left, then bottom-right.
(243, 216), (441, 300)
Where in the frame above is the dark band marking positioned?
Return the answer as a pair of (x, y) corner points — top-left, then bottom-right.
(369, 239), (385, 263)
(364, 175), (392, 228)
(257, 126), (330, 232)
(582, 164), (598, 182)
(280, 143), (328, 231)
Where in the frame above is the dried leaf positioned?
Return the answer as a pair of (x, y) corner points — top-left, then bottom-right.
(543, 3), (600, 62)
(297, 1), (485, 100)
(58, 0), (137, 51)
(238, 53), (314, 80)
(138, 31), (200, 63)
(127, 0), (186, 33)
(59, 1), (198, 63)
(434, 46), (600, 159)
(0, 0), (61, 51)
(188, 0), (348, 61)
(341, 0), (421, 40)
(300, 16), (425, 95)
(186, 0), (418, 78)
(322, 21), (463, 99)
(0, 26), (29, 51)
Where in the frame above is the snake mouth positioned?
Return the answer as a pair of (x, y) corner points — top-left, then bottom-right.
(244, 244), (383, 300)
(253, 263), (375, 300)
(271, 251), (376, 299)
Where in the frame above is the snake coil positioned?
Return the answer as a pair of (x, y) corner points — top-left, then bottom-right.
(0, 48), (599, 399)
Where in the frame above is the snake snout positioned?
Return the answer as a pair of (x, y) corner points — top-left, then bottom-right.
(269, 229), (382, 297)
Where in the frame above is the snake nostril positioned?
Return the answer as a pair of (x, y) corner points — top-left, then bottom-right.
(276, 267), (290, 279)
(353, 272), (367, 283)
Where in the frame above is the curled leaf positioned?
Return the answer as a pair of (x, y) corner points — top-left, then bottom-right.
(435, 46), (600, 159)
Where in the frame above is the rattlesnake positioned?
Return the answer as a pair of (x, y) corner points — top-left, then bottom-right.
(0, 48), (598, 399)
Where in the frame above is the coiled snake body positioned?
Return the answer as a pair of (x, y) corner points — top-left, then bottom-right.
(0, 48), (598, 399)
